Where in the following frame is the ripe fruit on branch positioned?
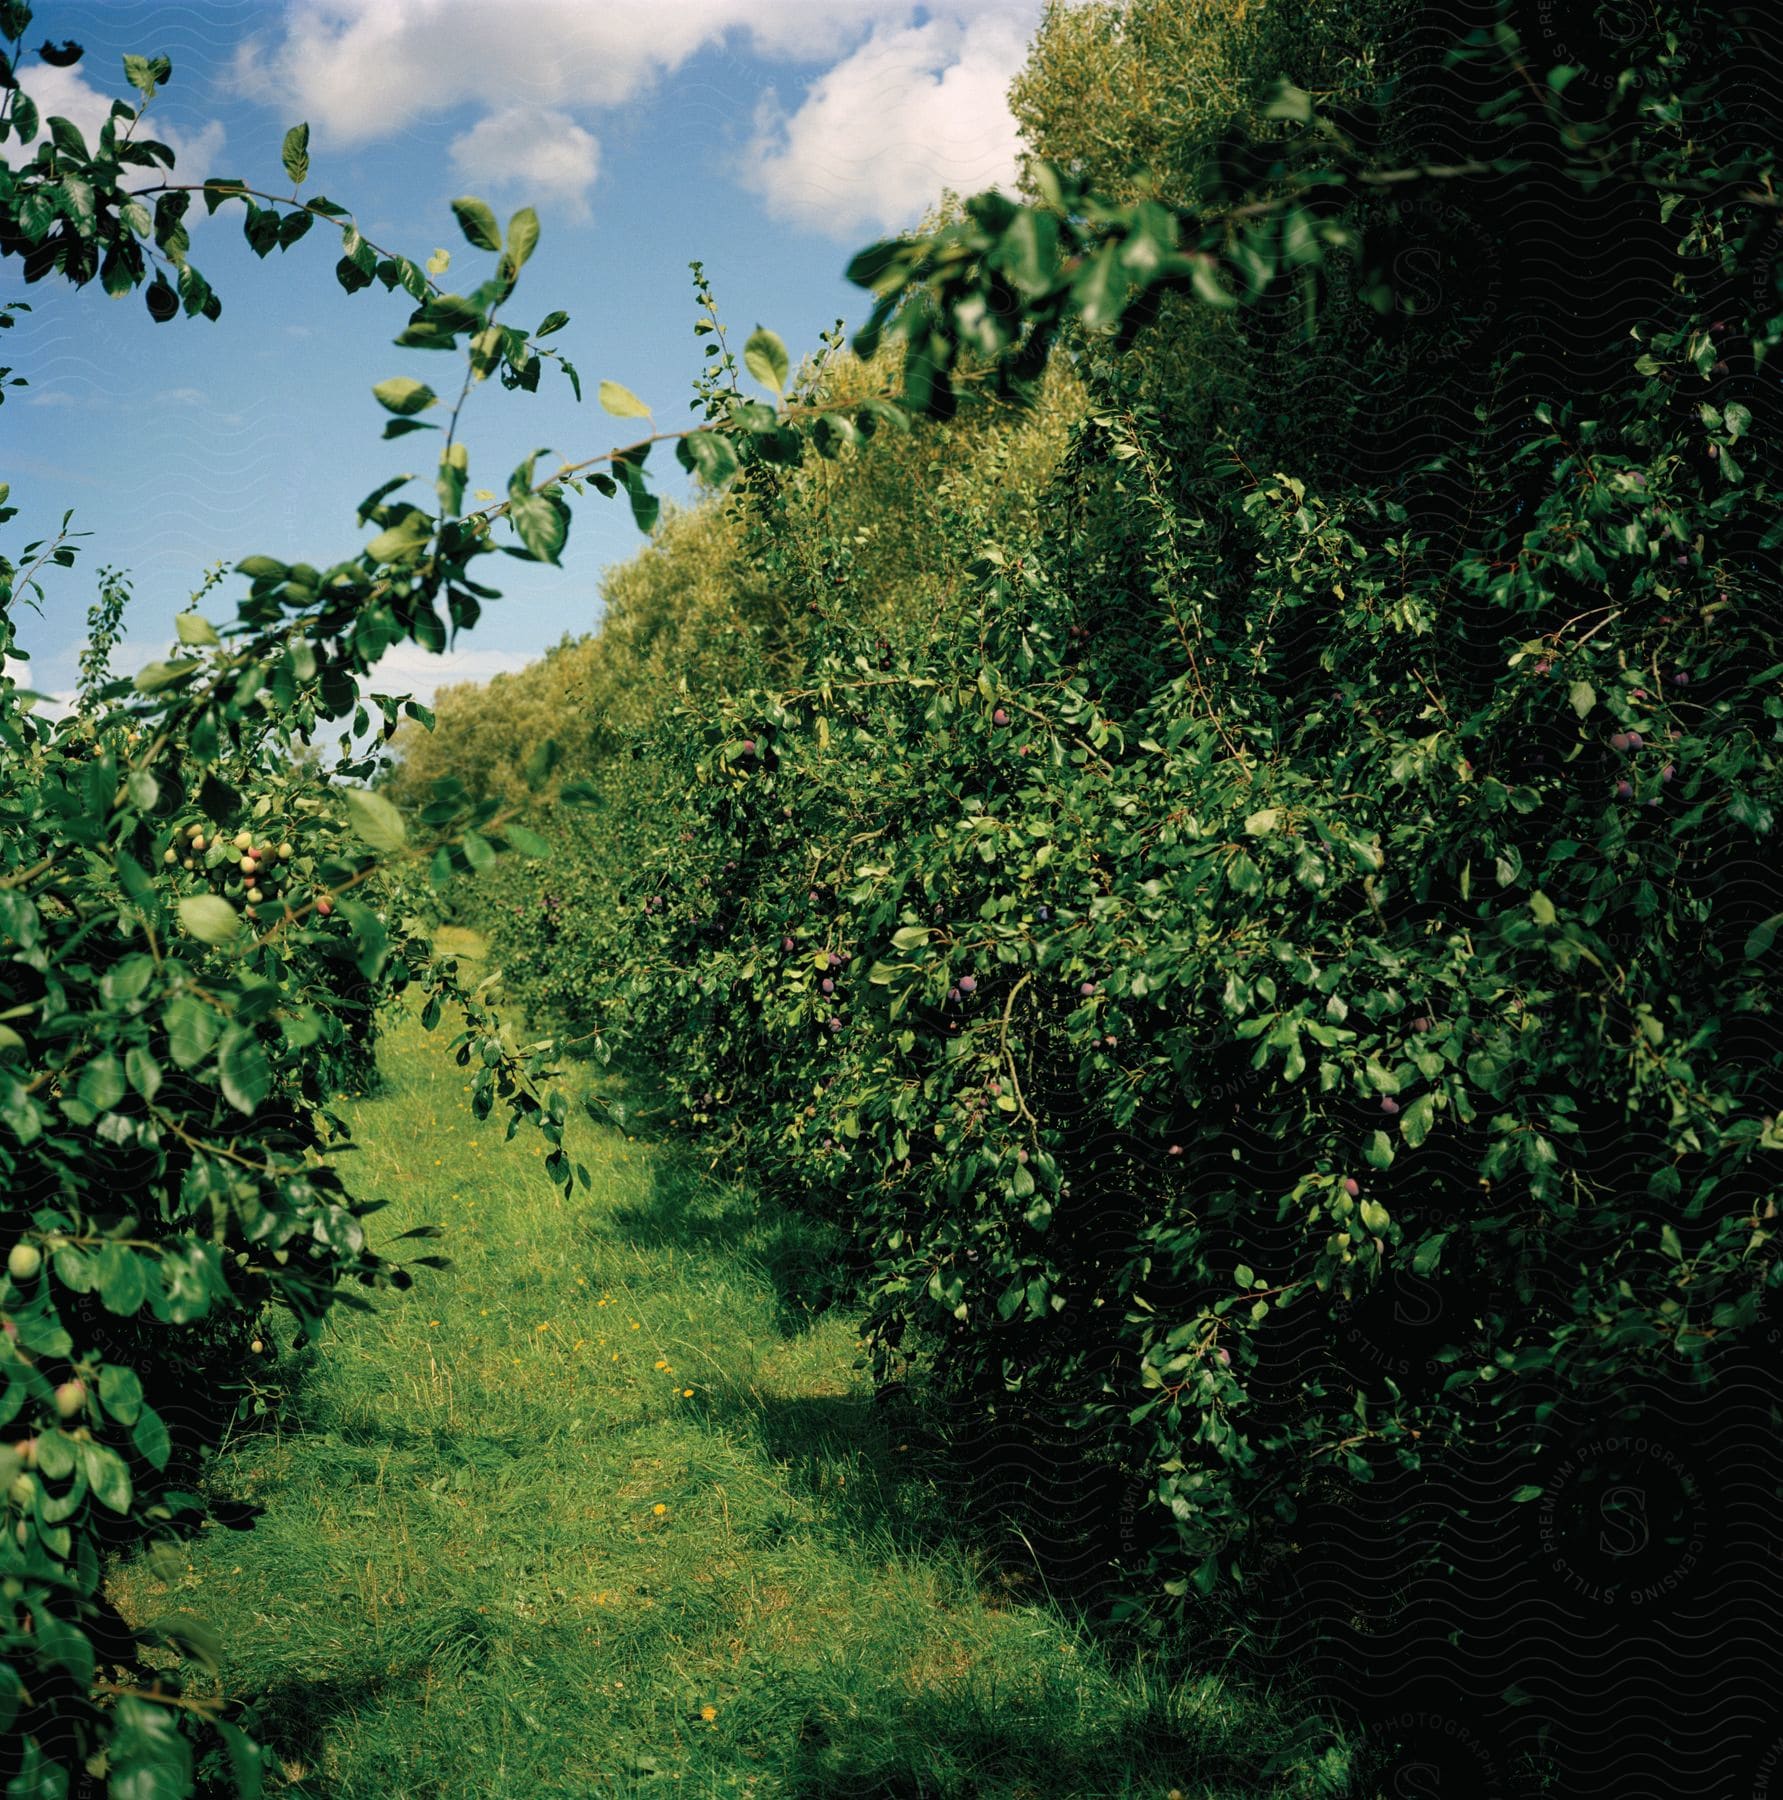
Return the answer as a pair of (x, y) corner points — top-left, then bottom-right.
(1343, 1177), (1360, 1197)
(234, 831), (252, 851)
(993, 708), (1009, 727)
(278, 842), (294, 859)
(163, 848), (178, 865)
(958, 974), (977, 994)
(315, 896), (335, 917)
(52, 1381), (86, 1420)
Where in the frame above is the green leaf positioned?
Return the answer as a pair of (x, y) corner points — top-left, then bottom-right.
(998, 207), (1060, 295)
(1568, 680), (1595, 719)
(509, 493), (568, 564)
(1074, 240), (1132, 328)
(372, 376), (438, 416)
(1410, 1231), (1449, 1276)
(281, 122), (311, 185)
(522, 738), (561, 789)
(599, 379), (652, 419)
(133, 659), (201, 694)
(676, 430), (739, 486)
(1509, 1483), (1544, 1503)
(125, 1047), (161, 1102)
(451, 195), (501, 251)
(1265, 79), (1315, 121)
(178, 895), (239, 945)
(1528, 890), (1557, 926)
(1358, 1197), (1391, 1233)
(164, 997), (218, 1069)
(78, 1055), (126, 1114)
(123, 54), (170, 97)
(342, 788), (407, 853)
(367, 511), (434, 564)
(505, 825), (551, 858)
(744, 327), (789, 396)
(1743, 913), (1783, 960)
(535, 310), (570, 338)
(174, 611), (219, 646)
(81, 1441), (132, 1514)
(1244, 808), (1279, 836)
(218, 1023), (270, 1114)
(1362, 1129), (1395, 1170)
(98, 1363), (144, 1425)
(1399, 1092), (1437, 1148)
(102, 956), (154, 1005)
(505, 207), (539, 271)
(133, 1405), (171, 1470)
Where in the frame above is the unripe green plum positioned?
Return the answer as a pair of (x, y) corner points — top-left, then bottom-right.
(8, 1474), (33, 1509)
(53, 1381), (85, 1420)
(7, 1243), (40, 1282)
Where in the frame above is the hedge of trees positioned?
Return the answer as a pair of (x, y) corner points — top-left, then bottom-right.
(437, 0), (1783, 1782)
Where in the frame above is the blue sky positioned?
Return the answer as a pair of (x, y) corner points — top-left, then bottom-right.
(7, 0), (1047, 706)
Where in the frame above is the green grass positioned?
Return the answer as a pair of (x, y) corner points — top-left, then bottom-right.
(112, 967), (1334, 1799)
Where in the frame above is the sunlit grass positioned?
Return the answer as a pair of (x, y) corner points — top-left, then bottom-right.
(109, 999), (1332, 1798)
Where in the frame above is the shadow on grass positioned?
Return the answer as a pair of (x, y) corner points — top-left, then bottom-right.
(597, 1145), (1171, 1606)
(761, 1668), (1335, 1800)
(598, 1145), (864, 1339)
(227, 1668), (404, 1797)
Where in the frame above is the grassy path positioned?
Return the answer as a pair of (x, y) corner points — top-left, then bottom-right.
(112, 970), (1305, 1798)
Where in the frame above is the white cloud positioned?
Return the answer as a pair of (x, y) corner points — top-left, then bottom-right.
(449, 108), (600, 218)
(234, 2), (1043, 218)
(17, 63), (226, 178)
(743, 15), (1030, 239)
(365, 642), (534, 709)
(3, 657), (75, 721)
(155, 388), (209, 407)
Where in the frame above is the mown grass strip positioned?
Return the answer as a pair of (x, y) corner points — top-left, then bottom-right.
(111, 983), (1329, 1798)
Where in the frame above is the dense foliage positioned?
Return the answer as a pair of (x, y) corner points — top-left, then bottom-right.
(7, 0), (1783, 1788)
(455, 0), (1783, 1749)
